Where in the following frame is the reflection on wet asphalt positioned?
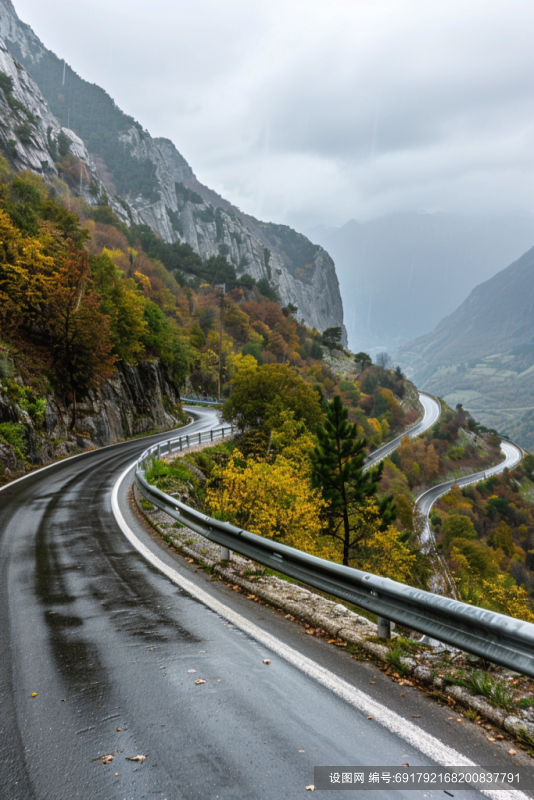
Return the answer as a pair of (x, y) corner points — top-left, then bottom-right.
(0, 412), (527, 799)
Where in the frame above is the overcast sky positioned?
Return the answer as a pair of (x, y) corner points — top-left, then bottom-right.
(12, 0), (534, 231)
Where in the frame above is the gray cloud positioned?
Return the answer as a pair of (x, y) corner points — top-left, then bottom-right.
(13, 0), (534, 229)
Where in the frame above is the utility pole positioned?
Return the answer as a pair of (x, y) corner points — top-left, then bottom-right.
(216, 283), (225, 400)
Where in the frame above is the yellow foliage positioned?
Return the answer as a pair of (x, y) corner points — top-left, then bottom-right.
(134, 271), (152, 295)
(367, 417), (382, 442)
(269, 409), (316, 471)
(356, 525), (416, 584)
(380, 418), (390, 439)
(206, 449), (335, 559)
(481, 574), (534, 623)
(226, 352), (258, 379)
(247, 328), (264, 346)
(206, 329), (233, 356)
(199, 349), (219, 379)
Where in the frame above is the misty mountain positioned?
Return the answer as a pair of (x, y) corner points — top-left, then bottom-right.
(308, 212), (534, 354)
(0, 0), (345, 338)
(398, 247), (534, 449)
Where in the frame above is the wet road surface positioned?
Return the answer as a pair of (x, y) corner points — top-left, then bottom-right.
(0, 410), (531, 799)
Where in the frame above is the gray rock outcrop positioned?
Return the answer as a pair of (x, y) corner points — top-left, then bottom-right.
(0, 0), (346, 339)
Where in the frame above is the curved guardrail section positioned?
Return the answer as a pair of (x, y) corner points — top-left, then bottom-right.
(136, 426), (534, 678)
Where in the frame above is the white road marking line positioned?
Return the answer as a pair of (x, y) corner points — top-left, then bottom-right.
(0, 409), (215, 495)
(112, 460), (529, 800)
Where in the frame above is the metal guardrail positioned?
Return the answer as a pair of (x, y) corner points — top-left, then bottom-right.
(136, 425), (233, 468)
(181, 396), (222, 406)
(135, 426), (534, 678)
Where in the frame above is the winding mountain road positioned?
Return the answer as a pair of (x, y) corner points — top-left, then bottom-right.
(365, 392), (441, 470)
(416, 440), (523, 547)
(0, 404), (531, 799)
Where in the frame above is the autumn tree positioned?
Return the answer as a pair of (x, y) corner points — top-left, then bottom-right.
(43, 247), (116, 427)
(352, 501), (416, 583)
(311, 395), (394, 565)
(206, 449), (335, 559)
(222, 362), (324, 436)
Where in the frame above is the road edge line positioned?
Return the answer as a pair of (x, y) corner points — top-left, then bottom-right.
(111, 459), (528, 799)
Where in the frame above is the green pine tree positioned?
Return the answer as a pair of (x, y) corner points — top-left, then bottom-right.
(312, 394), (393, 566)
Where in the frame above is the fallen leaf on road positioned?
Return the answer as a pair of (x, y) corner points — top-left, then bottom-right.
(126, 755), (147, 762)
(188, 669), (196, 673)
(367, 716), (373, 720)
(263, 660), (271, 665)
(114, 773), (119, 777)
(195, 679), (206, 685)
(496, 735), (504, 740)
(31, 693), (38, 698)
(509, 749), (517, 756)
(91, 754), (114, 764)
(306, 786), (315, 792)
(487, 737), (496, 742)
(299, 750), (305, 753)
(335, 642), (348, 647)
(116, 728), (122, 732)
(448, 717), (454, 720)
(61, 698), (66, 702)
(327, 639), (336, 644)
(411, 715), (420, 718)
(456, 718), (462, 722)
(370, 681), (376, 685)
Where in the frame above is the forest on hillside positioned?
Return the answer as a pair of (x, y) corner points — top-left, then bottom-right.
(0, 160), (419, 467)
(2, 157), (532, 624)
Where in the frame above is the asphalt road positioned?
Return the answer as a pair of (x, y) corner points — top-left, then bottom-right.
(365, 393), (441, 470)
(417, 441), (523, 546)
(1, 406), (532, 799)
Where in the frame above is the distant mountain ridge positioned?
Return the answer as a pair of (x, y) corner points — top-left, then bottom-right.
(398, 247), (534, 449)
(0, 0), (346, 339)
(308, 212), (534, 353)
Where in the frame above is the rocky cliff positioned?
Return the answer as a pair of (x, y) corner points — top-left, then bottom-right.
(0, 0), (346, 339)
(0, 359), (185, 483)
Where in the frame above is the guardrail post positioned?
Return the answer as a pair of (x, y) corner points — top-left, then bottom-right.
(220, 546), (232, 561)
(157, 444), (161, 458)
(377, 616), (391, 639)
(186, 434), (189, 448)
(222, 428), (225, 439)
(211, 429), (213, 442)
(167, 440), (171, 455)
(199, 432), (201, 445)
(179, 437), (182, 452)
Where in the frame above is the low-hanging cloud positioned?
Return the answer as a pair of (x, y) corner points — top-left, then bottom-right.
(13, 0), (534, 229)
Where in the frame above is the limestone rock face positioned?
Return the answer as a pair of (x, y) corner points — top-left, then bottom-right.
(0, 360), (184, 483)
(0, 35), (130, 221)
(0, 0), (346, 339)
(75, 361), (183, 447)
(0, 37), (64, 174)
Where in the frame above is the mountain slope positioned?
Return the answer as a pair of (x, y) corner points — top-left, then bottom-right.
(398, 247), (534, 448)
(308, 212), (534, 353)
(0, 0), (345, 338)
